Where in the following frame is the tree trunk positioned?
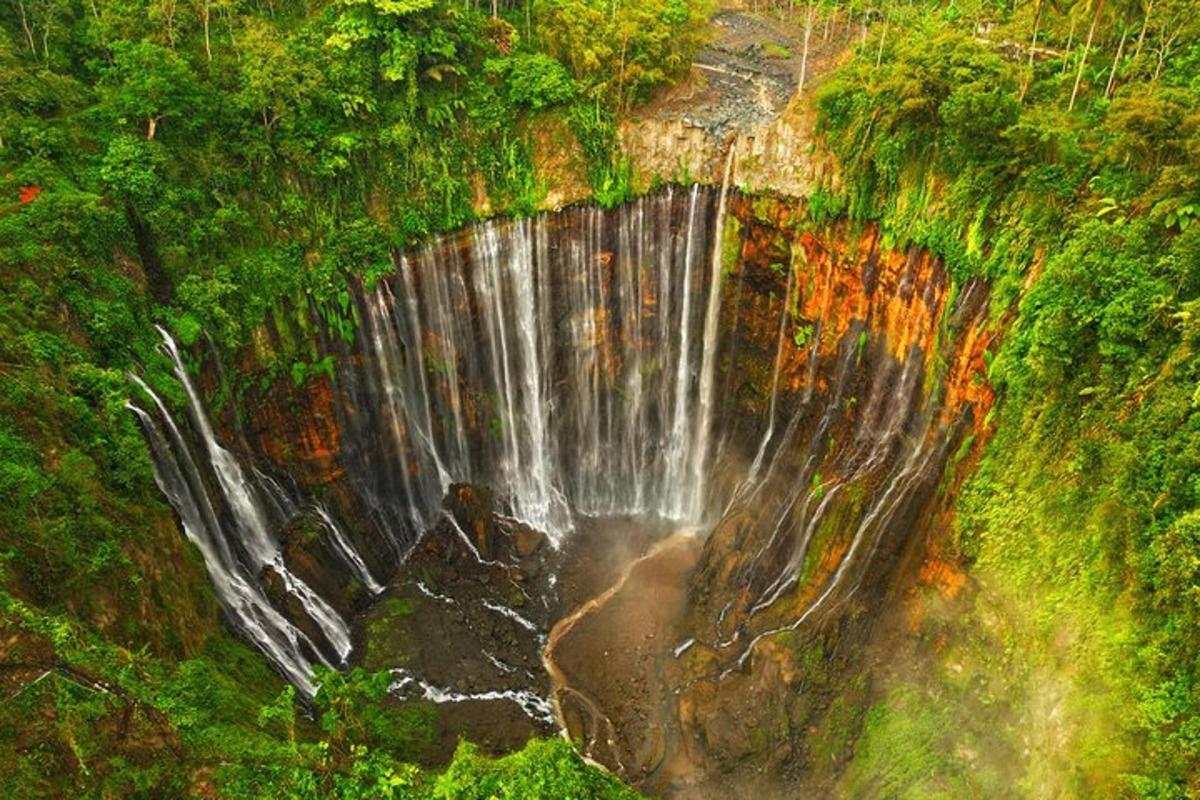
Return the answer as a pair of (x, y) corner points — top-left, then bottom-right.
(618, 36), (628, 110)
(203, 0), (212, 61)
(799, 6), (815, 94)
(1104, 25), (1128, 98)
(1020, 0), (1044, 101)
(163, 0), (178, 48)
(1132, 0), (1154, 62)
(1068, 0), (1103, 112)
(1153, 29), (1177, 81)
(224, 3), (240, 58)
(1062, 12), (1078, 74)
(16, 0), (36, 55)
(147, 116), (158, 140)
(875, 17), (888, 68)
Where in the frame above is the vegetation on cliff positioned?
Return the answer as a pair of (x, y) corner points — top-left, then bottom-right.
(812, 2), (1200, 796)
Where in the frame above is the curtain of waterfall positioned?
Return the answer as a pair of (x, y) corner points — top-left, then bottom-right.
(127, 185), (987, 695)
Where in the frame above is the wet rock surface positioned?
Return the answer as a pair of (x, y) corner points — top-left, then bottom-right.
(229, 188), (996, 793)
(356, 484), (559, 758)
(355, 485), (680, 760)
(545, 531), (705, 785)
(175, 102), (997, 791)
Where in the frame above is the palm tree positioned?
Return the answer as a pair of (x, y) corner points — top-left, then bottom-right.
(1103, 0), (1143, 97)
(1068, 0), (1106, 112)
(1021, 0), (1068, 100)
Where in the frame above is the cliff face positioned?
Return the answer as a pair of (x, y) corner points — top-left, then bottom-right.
(532, 10), (847, 210)
(696, 196), (993, 608)
(157, 185), (995, 788)
(666, 196), (994, 788)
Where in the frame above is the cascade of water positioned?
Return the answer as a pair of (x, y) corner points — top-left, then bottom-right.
(689, 148), (736, 521)
(312, 504), (385, 595)
(470, 218), (571, 536)
(157, 326), (277, 567)
(252, 470), (384, 596)
(393, 262), (452, 487)
(270, 554), (353, 663)
(414, 241), (473, 476)
(503, 218), (565, 533)
(360, 286), (443, 530)
(126, 401), (322, 694)
(389, 668), (556, 725)
(128, 374), (235, 565)
(337, 186), (723, 544)
(612, 194), (650, 515)
(734, 265), (797, 506)
(136, 328), (363, 688)
(731, 420), (947, 673)
(126, 187), (989, 701)
(254, 468), (299, 520)
(663, 185), (704, 519)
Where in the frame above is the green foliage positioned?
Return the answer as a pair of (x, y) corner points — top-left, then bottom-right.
(568, 101), (633, 206)
(100, 40), (205, 139)
(486, 52), (577, 110)
(808, 4), (1200, 795)
(435, 738), (640, 799)
(845, 686), (1005, 798)
(535, 0), (710, 109)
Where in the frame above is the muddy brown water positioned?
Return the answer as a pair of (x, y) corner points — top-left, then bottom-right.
(545, 525), (708, 794)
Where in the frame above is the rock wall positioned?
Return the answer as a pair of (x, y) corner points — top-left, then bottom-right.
(493, 192), (997, 793)
(163, 188), (995, 788)
(664, 195), (995, 791)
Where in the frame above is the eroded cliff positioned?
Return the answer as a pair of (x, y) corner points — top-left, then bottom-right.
(130, 184), (997, 795)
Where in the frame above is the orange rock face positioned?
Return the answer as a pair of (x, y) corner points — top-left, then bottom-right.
(724, 194), (994, 438)
(248, 372), (345, 486)
(673, 198), (997, 787)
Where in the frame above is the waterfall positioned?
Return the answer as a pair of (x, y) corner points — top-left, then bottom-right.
(688, 148), (736, 521)
(129, 328), (370, 693)
(128, 186), (989, 696)
(312, 504), (385, 595)
(339, 186), (723, 546)
(127, 401), (322, 694)
(663, 186), (704, 520)
(157, 327), (277, 568)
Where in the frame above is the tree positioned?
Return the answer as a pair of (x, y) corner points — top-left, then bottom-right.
(99, 134), (175, 303)
(236, 19), (321, 138)
(534, 0), (709, 109)
(100, 40), (203, 139)
(13, 0), (72, 63)
(1020, 0), (1063, 101)
(1068, 0), (1106, 112)
(799, 4), (817, 93)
